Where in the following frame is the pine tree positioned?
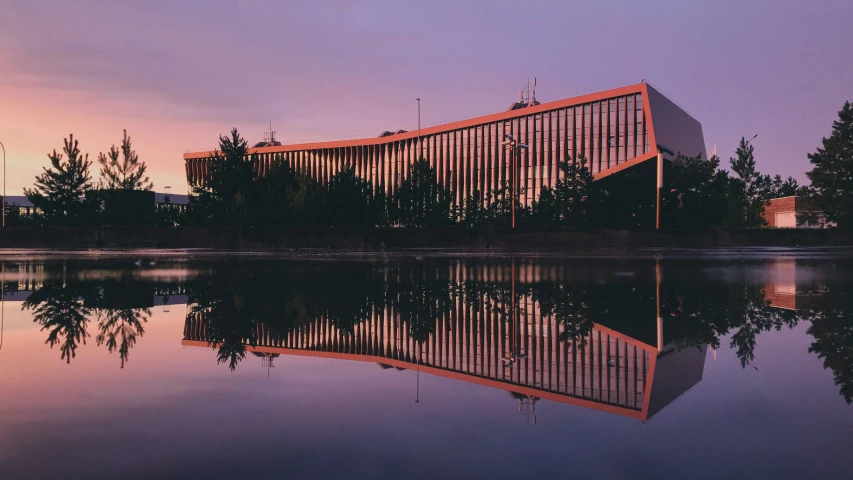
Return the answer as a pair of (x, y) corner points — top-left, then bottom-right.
(189, 128), (257, 226)
(98, 129), (152, 190)
(664, 154), (731, 229)
(325, 166), (380, 227)
(552, 155), (601, 227)
(24, 134), (96, 225)
(392, 158), (454, 228)
(806, 101), (853, 229)
(729, 137), (769, 227)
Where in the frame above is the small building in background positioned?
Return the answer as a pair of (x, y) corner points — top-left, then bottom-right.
(155, 192), (189, 214)
(4, 196), (37, 216)
(763, 196), (829, 228)
(3, 192), (188, 221)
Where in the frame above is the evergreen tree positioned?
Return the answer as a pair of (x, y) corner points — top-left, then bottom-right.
(729, 137), (769, 227)
(325, 166), (382, 227)
(551, 156), (602, 227)
(96, 307), (149, 369)
(97, 129), (152, 191)
(189, 128), (257, 227)
(769, 174), (800, 198)
(806, 101), (853, 229)
(286, 173), (326, 227)
(663, 154), (731, 229)
(392, 158), (454, 228)
(255, 156), (300, 227)
(531, 185), (561, 228)
(24, 134), (97, 225)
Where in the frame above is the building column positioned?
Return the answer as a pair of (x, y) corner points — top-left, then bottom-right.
(656, 150), (663, 230)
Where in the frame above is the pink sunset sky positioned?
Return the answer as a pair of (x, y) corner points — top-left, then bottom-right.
(1, 0), (851, 195)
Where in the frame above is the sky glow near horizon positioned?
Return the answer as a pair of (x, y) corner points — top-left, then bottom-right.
(1, 0), (851, 195)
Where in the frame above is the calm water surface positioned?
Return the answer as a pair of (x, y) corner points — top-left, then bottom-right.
(0, 252), (851, 479)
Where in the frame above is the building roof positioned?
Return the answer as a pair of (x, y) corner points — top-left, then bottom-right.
(4, 195), (33, 207)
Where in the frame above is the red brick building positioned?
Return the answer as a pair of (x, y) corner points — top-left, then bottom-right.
(762, 196), (828, 228)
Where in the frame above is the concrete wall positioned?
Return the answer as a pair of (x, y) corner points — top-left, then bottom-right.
(0, 226), (851, 252)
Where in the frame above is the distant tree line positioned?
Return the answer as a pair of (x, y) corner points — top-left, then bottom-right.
(11, 99), (852, 230)
(7, 130), (180, 227)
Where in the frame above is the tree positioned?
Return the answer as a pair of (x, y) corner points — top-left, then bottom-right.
(663, 154), (731, 229)
(325, 166), (383, 227)
(24, 134), (98, 225)
(392, 158), (454, 227)
(96, 307), (149, 368)
(254, 156), (299, 227)
(530, 185), (561, 228)
(729, 137), (770, 228)
(768, 174), (800, 198)
(189, 128), (257, 227)
(286, 173), (326, 227)
(23, 278), (97, 364)
(806, 101), (853, 229)
(97, 129), (152, 191)
(533, 155), (603, 228)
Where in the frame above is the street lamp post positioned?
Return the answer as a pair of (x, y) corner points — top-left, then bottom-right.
(501, 135), (528, 229)
(0, 140), (5, 228)
(416, 98), (421, 160)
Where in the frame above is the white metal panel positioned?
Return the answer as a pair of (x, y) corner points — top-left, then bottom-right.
(775, 211), (796, 228)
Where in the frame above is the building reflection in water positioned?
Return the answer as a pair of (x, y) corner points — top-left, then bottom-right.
(182, 259), (707, 422)
(5, 256), (849, 416)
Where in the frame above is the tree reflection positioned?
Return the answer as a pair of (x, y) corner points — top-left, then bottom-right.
(96, 307), (150, 368)
(799, 271), (853, 404)
(661, 268), (799, 368)
(21, 267), (153, 366)
(179, 258), (853, 406)
(23, 278), (97, 363)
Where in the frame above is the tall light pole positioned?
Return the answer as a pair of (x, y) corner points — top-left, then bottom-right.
(0, 140), (5, 228)
(416, 98), (421, 160)
(655, 144), (673, 230)
(502, 135), (528, 229)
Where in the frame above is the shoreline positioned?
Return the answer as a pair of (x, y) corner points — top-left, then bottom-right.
(0, 226), (851, 254)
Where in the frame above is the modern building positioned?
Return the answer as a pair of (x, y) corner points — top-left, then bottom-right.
(184, 82), (706, 207)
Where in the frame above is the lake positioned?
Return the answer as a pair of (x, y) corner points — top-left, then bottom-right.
(0, 251), (851, 479)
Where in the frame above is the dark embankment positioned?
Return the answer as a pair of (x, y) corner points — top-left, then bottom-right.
(0, 226), (851, 252)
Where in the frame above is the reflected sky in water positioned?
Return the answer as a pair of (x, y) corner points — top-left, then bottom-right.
(0, 254), (851, 479)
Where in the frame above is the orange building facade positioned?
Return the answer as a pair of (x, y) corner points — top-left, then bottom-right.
(184, 82), (706, 206)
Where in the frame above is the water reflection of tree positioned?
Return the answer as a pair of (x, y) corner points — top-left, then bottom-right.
(96, 307), (150, 368)
(22, 269), (153, 366)
(23, 278), (97, 363)
(319, 264), (388, 336)
(182, 259), (852, 407)
(799, 276), (853, 404)
(389, 263), (456, 346)
(661, 269), (799, 367)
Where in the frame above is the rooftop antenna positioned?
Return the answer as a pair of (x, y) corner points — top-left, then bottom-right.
(532, 77), (536, 104)
(264, 122), (277, 144)
(261, 354), (275, 377)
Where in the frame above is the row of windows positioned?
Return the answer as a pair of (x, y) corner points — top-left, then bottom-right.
(188, 94), (650, 207)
